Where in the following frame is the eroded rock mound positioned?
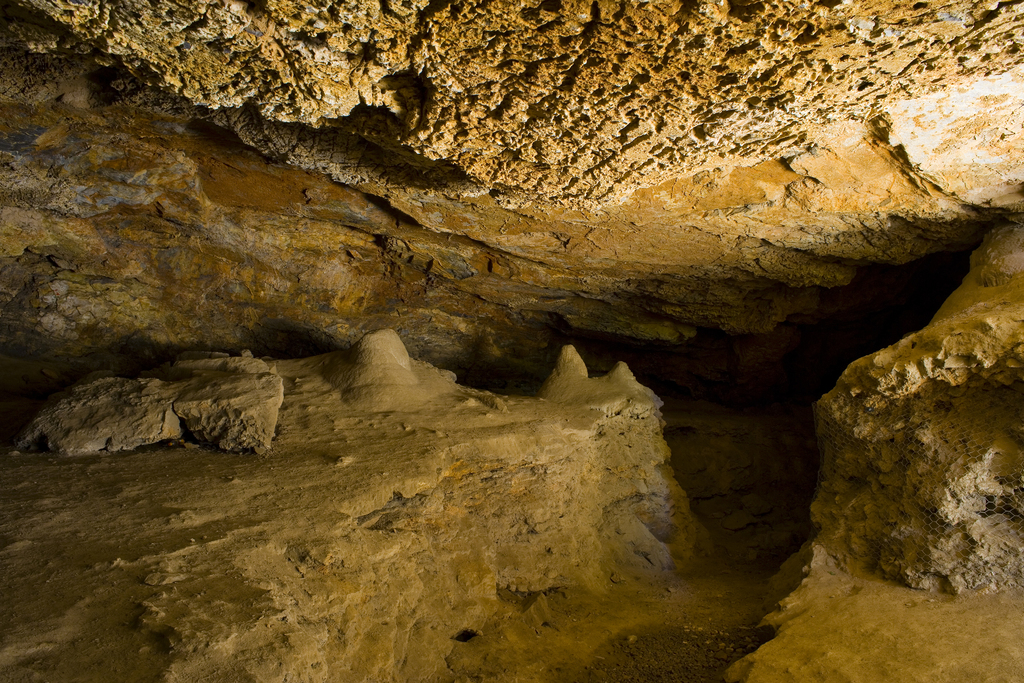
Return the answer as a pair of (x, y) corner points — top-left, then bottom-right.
(538, 345), (663, 419)
(317, 328), (459, 411)
(813, 222), (1024, 591)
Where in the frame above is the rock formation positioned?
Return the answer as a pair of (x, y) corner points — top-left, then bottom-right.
(2, 2), (1023, 403)
(813, 223), (1024, 591)
(4, 0), (1024, 676)
(18, 352), (284, 454)
(4, 0), (1024, 209)
(0, 330), (697, 681)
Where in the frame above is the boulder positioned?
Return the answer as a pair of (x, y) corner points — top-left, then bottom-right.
(172, 372), (284, 452)
(17, 355), (284, 455)
(16, 377), (181, 455)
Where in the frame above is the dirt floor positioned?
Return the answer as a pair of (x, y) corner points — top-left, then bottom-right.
(565, 556), (778, 683)
(442, 502), (802, 683)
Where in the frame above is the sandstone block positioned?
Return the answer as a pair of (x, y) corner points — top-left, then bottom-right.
(15, 377), (181, 455)
(173, 372), (284, 452)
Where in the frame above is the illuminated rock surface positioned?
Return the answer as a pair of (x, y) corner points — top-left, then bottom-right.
(3, 2), (1024, 398)
(3, 1), (1024, 680)
(725, 544), (1024, 683)
(18, 353), (285, 454)
(813, 223), (1024, 591)
(0, 333), (697, 681)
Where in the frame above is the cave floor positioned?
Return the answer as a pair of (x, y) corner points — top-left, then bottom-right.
(4, 380), (1024, 682)
(451, 536), (1024, 683)
(445, 551), (780, 683)
(0, 432), (782, 683)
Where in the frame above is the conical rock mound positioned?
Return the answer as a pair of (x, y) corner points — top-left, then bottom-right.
(538, 346), (662, 420)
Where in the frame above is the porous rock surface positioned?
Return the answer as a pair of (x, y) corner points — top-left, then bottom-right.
(0, 40), (1006, 402)
(2, 2), (1024, 395)
(4, 0), (1024, 209)
(0, 331), (698, 682)
(813, 221), (1024, 591)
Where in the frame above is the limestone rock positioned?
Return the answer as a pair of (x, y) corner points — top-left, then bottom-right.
(813, 221), (1024, 591)
(17, 353), (285, 455)
(0, 51), (997, 403)
(15, 377), (181, 455)
(0, 331), (698, 683)
(5, 0), (1024, 210)
(318, 329), (458, 411)
(725, 543), (1024, 683)
(538, 345), (662, 419)
(173, 372), (284, 452)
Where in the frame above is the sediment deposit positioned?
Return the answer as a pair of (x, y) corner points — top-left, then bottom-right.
(0, 332), (696, 682)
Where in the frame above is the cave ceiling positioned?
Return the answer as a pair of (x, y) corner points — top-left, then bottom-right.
(1, 0), (1024, 397)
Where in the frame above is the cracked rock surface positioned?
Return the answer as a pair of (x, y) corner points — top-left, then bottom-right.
(18, 350), (284, 454)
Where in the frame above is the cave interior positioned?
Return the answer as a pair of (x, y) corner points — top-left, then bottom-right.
(3, 1), (1024, 681)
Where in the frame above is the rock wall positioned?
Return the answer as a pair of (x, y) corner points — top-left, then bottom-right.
(813, 221), (1024, 591)
(1, 331), (697, 681)
(0, 41), (998, 402)
(3, 3), (1024, 405)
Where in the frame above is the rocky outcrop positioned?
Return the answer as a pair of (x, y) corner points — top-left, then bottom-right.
(813, 221), (1024, 591)
(0, 331), (697, 682)
(725, 543), (1024, 683)
(16, 376), (183, 454)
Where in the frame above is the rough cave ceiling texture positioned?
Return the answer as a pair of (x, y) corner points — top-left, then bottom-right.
(2, 0), (1024, 398)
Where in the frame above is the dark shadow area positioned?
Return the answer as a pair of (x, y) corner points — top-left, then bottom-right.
(782, 249), (973, 403)
(528, 247), (975, 407)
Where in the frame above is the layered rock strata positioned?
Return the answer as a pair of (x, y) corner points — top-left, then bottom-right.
(813, 221), (1024, 591)
(0, 331), (697, 681)
(0, 45), (996, 403)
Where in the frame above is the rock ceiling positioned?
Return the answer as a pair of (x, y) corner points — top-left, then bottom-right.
(1, 0), (1024, 396)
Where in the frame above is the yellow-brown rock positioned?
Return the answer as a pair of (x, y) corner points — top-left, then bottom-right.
(4, 0), (1024, 208)
(1, 2), (1022, 399)
(813, 223), (1024, 591)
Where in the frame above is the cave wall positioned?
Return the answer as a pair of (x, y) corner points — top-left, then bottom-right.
(1, 2), (1024, 403)
(814, 223), (1024, 591)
